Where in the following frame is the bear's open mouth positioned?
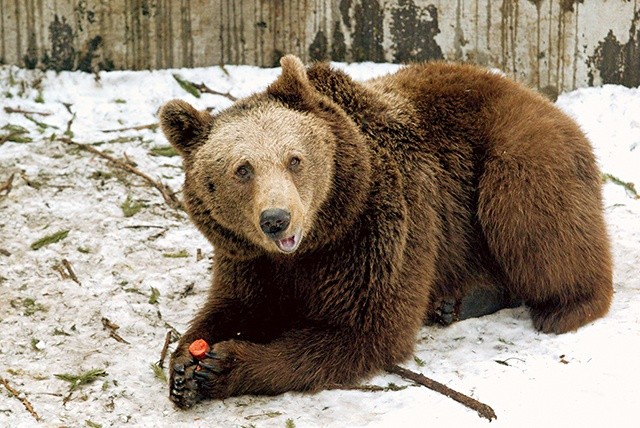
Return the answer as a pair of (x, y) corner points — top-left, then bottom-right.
(275, 230), (302, 253)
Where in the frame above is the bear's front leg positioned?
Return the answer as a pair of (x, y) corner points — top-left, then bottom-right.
(184, 321), (418, 401)
(169, 294), (284, 408)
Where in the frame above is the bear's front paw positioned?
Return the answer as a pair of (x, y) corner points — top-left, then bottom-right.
(169, 350), (200, 409)
(192, 342), (236, 400)
(169, 341), (237, 407)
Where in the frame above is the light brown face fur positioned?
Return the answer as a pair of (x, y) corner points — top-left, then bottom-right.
(189, 103), (335, 254)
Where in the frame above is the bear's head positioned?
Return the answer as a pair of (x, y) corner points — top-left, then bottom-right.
(160, 56), (371, 258)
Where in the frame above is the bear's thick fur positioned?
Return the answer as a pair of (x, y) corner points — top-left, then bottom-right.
(160, 56), (612, 408)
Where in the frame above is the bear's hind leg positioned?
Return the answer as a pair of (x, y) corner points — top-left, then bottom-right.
(477, 151), (613, 334)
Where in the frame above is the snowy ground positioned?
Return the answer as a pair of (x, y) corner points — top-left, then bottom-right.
(0, 62), (639, 428)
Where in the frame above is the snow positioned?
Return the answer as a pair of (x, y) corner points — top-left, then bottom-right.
(1, 62), (639, 428)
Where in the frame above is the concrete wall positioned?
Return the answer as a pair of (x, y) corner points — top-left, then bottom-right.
(0, 0), (638, 91)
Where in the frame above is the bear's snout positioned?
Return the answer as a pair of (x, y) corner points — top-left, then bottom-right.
(259, 208), (291, 237)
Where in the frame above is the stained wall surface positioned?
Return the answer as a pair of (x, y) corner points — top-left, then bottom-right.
(0, 0), (638, 91)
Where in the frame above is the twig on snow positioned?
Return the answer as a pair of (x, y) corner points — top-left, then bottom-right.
(59, 137), (182, 211)
(158, 330), (172, 368)
(385, 364), (497, 421)
(0, 376), (41, 422)
(0, 173), (15, 196)
(173, 74), (237, 101)
(4, 106), (51, 116)
(191, 81), (237, 101)
(326, 383), (408, 392)
(62, 103), (76, 137)
(61, 259), (81, 286)
(101, 123), (159, 133)
(101, 317), (130, 344)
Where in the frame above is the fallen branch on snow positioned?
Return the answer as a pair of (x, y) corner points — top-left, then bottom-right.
(61, 259), (81, 286)
(101, 123), (159, 133)
(4, 106), (52, 116)
(101, 317), (130, 344)
(0, 376), (41, 422)
(191, 81), (237, 101)
(0, 173), (15, 196)
(58, 137), (182, 211)
(385, 364), (497, 421)
(172, 74), (237, 101)
(158, 330), (173, 369)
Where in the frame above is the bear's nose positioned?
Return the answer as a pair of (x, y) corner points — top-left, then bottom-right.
(260, 208), (291, 236)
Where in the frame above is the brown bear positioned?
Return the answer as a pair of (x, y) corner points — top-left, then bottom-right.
(159, 55), (613, 408)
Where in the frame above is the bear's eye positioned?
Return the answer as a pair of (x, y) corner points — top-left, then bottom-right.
(288, 156), (301, 171)
(235, 164), (252, 181)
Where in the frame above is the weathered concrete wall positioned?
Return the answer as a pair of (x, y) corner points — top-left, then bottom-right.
(0, 0), (638, 91)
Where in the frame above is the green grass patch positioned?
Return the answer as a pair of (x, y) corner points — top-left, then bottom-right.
(121, 195), (145, 217)
(31, 338), (42, 351)
(25, 115), (58, 130)
(603, 173), (639, 198)
(163, 249), (189, 258)
(31, 229), (69, 250)
(413, 356), (425, 367)
(1, 124), (32, 143)
(2, 124), (29, 133)
(113, 99), (127, 104)
(148, 287), (161, 304)
(172, 74), (201, 98)
(10, 298), (48, 316)
(149, 145), (179, 157)
(89, 171), (114, 181)
(150, 362), (167, 382)
(55, 368), (107, 391)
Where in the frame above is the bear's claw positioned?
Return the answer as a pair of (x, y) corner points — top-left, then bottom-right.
(169, 345), (235, 408)
(170, 360), (200, 408)
(198, 361), (224, 373)
(434, 298), (457, 326)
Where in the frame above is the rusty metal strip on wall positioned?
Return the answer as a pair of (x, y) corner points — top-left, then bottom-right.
(0, 0), (638, 91)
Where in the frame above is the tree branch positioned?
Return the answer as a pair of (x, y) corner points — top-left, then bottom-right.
(101, 123), (159, 133)
(0, 376), (41, 422)
(58, 137), (183, 211)
(385, 364), (497, 421)
(0, 173), (15, 196)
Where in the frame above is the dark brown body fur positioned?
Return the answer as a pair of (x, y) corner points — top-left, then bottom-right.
(160, 56), (612, 408)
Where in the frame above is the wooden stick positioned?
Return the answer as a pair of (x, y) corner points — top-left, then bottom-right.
(385, 364), (497, 421)
(101, 317), (130, 344)
(0, 376), (41, 422)
(101, 123), (159, 133)
(326, 383), (407, 392)
(0, 173), (15, 196)
(4, 106), (51, 115)
(61, 259), (81, 286)
(158, 330), (172, 368)
(59, 137), (182, 211)
(191, 82), (237, 101)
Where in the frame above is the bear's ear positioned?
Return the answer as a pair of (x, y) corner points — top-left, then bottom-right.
(159, 99), (214, 156)
(267, 55), (316, 108)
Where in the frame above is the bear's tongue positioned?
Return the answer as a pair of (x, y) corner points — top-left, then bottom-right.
(276, 235), (297, 253)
